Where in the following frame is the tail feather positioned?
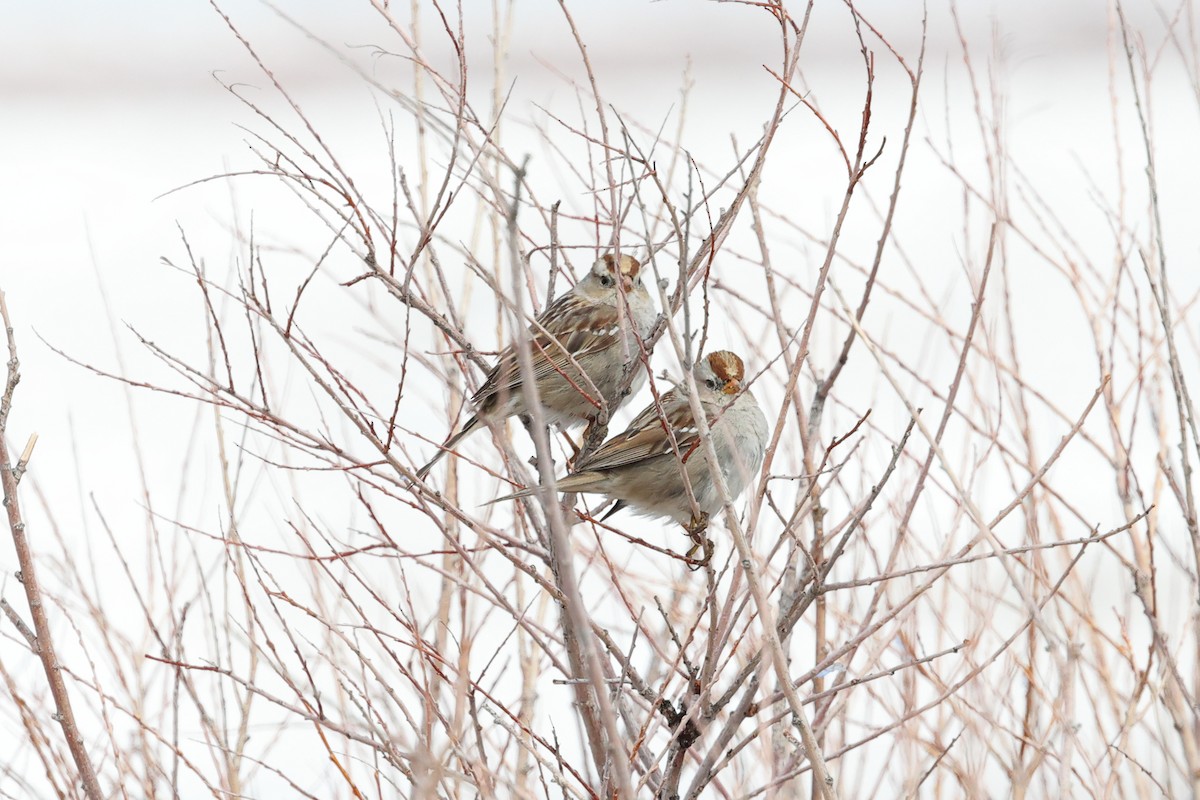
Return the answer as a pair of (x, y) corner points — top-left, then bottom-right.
(486, 471), (608, 507)
(416, 415), (480, 480)
(484, 485), (538, 506)
(598, 500), (627, 523)
(551, 471), (608, 495)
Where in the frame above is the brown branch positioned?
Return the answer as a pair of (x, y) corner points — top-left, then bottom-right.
(0, 292), (104, 799)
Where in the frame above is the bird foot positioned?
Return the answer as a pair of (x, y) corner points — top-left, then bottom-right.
(683, 514), (713, 568)
(685, 512), (710, 537)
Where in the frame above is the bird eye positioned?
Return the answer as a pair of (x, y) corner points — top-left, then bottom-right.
(599, 275), (614, 288)
(706, 378), (719, 390)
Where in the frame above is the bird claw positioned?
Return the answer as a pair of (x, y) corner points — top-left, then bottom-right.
(683, 514), (712, 568)
(685, 512), (710, 537)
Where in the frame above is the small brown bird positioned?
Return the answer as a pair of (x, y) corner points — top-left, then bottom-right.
(493, 350), (768, 539)
(417, 254), (655, 479)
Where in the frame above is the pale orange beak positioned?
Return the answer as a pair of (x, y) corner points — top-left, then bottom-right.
(621, 276), (635, 292)
(722, 380), (740, 395)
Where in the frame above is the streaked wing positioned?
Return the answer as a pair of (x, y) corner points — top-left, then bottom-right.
(474, 295), (624, 405)
(573, 392), (701, 472)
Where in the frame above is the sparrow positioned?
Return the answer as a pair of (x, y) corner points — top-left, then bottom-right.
(417, 254), (655, 479)
(493, 350), (768, 544)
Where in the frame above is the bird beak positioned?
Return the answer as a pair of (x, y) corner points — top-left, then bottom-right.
(722, 379), (740, 395)
(621, 276), (635, 292)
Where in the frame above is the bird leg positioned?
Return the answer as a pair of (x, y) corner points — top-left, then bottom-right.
(685, 512), (710, 538)
(563, 418), (607, 468)
(559, 430), (581, 463)
(683, 513), (713, 566)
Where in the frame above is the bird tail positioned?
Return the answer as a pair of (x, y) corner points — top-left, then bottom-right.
(415, 415), (480, 480)
(598, 500), (627, 522)
(484, 485), (538, 506)
(486, 472), (606, 506)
